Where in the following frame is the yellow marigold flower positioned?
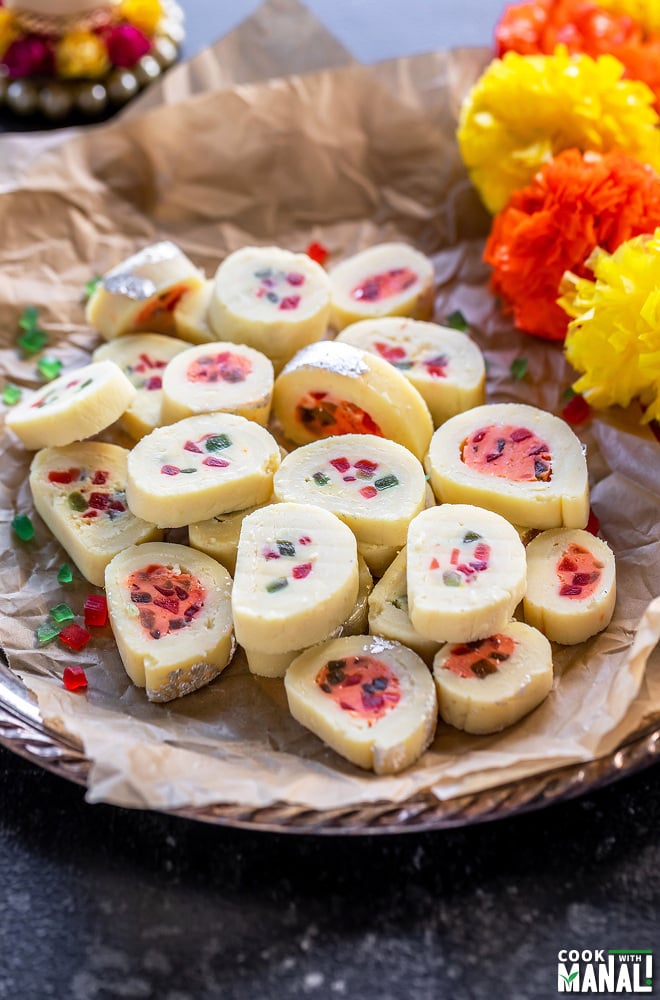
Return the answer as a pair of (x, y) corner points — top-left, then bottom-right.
(559, 230), (660, 422)
(56, 30), (110, 79)
(595, 0), (660, 35)
(0, 10), (18, 60)
(118, 0), (164, 36)
(457, 49), (660, 213)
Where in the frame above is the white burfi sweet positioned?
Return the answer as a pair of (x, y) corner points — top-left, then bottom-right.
(207, 246), (331, 369)
(105, 542), (234, 702)
(161, 342), (274, 426)
(86, 242), (204, 340)
(93, 334), (189, 440)
(232, 502), (358, 654)
(29, 442), (161, 586)
(126, 413), (280, 528)
(285, 635), (437, 774)
(173, 280), (215, 344)
(272, 341), (433, 460)
(523, 528), (616, 644)
(188, 502), (267, 576)
(407, 504), (527, 643)
(272, 434), (426, 547)
(427, 402), (590, 529)
(328, 243), (435, 331)
(432, 621), (553, 734)
(368, 548), (441, 665)
(337, 317), (485, 426)
(6, 360), (136, 450)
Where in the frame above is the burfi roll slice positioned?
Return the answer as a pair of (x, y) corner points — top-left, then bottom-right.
(272, 341), (433, 460)
(285, 636), (437, 775)
(407, 504), (527, 643)
(105, 542), (234, 702)
(6, 360), (136, 450)
(232, 502), (359, 654)
(29, 442), (161, 587)
(207, 246), (331, 367)
(337, 318), (485, 426)
(126, 413), (280, 528)
(272, 434), (426, 547)
(86, 242), (204, 340)
(523, 528), (616, 644)
(329, 243), (435, 331)
(161, 343), (274, 426)
(432, 621), (553, 734)
(93, 333), (189, 440)
(427, 403), (589, 529)
(368, 548), (441, 665)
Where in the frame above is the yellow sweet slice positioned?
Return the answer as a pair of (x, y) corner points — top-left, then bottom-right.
(285, 635), (437, 775)
(173, 280), (215, 344)
(6, 360), (136, 450)
(368, 548), (441, 665)
(272, 341), (433, 461)
(432, 621), (553, 734)
(105, 542), (234, 702)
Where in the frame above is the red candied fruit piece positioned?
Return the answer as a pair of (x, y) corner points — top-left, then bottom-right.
(359, 485), (378, 499)
(562, 394), (591, 426)
(330, 457), (350, 473)
(306, 241), (329, 266)
(354, 459), (378, 473)
(62, 666), (88, 692)
(298, 536), (311, 545)
(146, 376), (162, 390)
(279, 295), (301, 311)
(203, 456), (229, 468)
(88, 492), (110, 509)
(286, 272), (305, 286)
(586, 509), (600, 536)
(92, 470), (109, 485)
(184, 440), (202, 453)
(48, 467), (80, 485)
(59, 623), (91, 651)
(161, 465), (180, 476)
(84, 594), (108, 628)
(292, 562), (313, 580)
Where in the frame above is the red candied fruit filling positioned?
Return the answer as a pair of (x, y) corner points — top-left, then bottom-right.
(48, 467), (81, 485)
(351, 268), (418, 303)
(373, 340), (448, 379)
(186, 351), (253, 385)
(128, 564), (206, 640)
(556, 543), (604, 600)
(134, 282), (194, 326)
(316, 655), (401, 725)
(462, 424), (552, 482)
(443, 635), (516, 679)
(296, 391), (383, 438)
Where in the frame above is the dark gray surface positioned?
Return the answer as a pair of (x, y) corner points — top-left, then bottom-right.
(1, 2), (659, 998)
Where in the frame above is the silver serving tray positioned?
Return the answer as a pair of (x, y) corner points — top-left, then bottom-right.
(1, 657), (658, 834)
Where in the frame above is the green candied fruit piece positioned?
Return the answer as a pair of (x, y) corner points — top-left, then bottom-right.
(442, 570), (462, 587)
(37, 357), (63, 381)
(205, 434), (231, 452)
(2, 383), (22, 406)
(36, 621), (61, 645)
(312, 471), (330, 486)
(510, 356), (528, 381)
(68, 492), (87, 512)
(266, 578), (288, 593)
(17, 327), (48, 355)
(276, 540), (296, 557)
(50, 603), (74, 624)
(12, 514), (34, 541)
(463, 531), (482, 543)
(374, 474), (399, 491)
(445, 309), (468, 332)
(57, 563), (73, 584)
(84, 276), (102, 301)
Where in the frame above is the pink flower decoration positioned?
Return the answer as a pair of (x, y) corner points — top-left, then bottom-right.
(105, 24), (151, 67)
(3, 36), (55, 78)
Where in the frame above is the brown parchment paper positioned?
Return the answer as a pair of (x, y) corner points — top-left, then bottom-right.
(0, 8), (659, 812)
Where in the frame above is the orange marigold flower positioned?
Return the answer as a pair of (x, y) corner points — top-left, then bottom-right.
(496, 0), (660, 108)
(484, 148), (660, 341)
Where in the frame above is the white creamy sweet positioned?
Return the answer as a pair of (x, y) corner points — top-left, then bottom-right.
(207, 246), (332, 370)
(272, 433), (426, 547)
(328, 243), (435, 331)
(427, 402), (590, 529)
(272, 341), (433, 460)
(407, 503), (527, 643)
(368, 548), (441, 665)
(29, 442), (161, 587)
(86, 242), (205, 340)
(125, 413), (280, 528)
(105, 542), (234, 702)
(93, 333), (189, 440)
(6, 360), (136, 450)
(161, 342), (274, 426)
(432, 621), (553, 734)
(232, 502), (359, 654)
(523, 528), (616, 644)
(285, 635), (438, 774)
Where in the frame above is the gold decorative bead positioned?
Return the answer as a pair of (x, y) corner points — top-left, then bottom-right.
(6, 79), (39, 115)
(135, 54), (161, 86)
(76, 81), (108, 115)
(39, 82), (74, 119)
(107, 68), (139, 104)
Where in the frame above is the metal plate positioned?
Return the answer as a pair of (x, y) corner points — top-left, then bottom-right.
(1, 659), (658, 835)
